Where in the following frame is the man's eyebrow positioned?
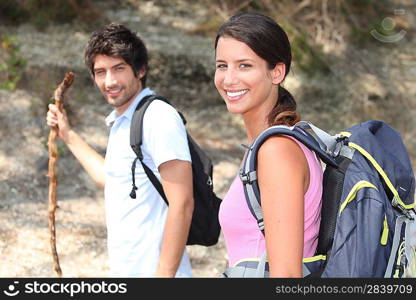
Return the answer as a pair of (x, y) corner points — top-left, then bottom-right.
(93, 62), (127, 72)
(112, 62), (127, 68)
(93, 67), (103, 73)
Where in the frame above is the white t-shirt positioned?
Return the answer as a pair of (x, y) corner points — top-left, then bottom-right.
(104, 88), (192, 277)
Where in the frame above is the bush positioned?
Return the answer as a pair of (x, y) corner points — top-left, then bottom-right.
(0, 35), (27, 91)
(0, 0), (99, 29)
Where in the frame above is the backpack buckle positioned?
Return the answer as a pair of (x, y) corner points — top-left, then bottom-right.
(207, 176), (213, 187)
(258, 218), (265, 232)
(239, 169), (257, 184)
(392, 195), (415, 220)
(332, 135), (349, 157)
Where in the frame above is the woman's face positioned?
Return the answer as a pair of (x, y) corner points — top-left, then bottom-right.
(214, 36), (284, 116)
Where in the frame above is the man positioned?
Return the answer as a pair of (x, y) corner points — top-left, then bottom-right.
(46, 23), (194, 277)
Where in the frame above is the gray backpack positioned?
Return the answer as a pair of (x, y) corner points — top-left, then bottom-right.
(222, 120), (415, 278)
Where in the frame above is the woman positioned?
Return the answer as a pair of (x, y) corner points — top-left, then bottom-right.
(215, 12), (323, 277)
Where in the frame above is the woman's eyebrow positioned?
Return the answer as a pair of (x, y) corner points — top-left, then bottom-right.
(215, 58), (254, 63)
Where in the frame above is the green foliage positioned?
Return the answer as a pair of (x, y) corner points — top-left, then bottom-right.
(291, 33), (331, 76)
(278, 22), (332, 76)
(189, 15), (224, 36)
(341, 0), (395, 47)
(0, 0), (100, 29)
(0, 0), (26, 24)
(0, 35), (27, 91)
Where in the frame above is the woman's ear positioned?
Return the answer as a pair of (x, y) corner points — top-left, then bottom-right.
(271, 63), (286, 85)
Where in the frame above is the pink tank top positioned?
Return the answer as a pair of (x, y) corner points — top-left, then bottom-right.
(218, 137), (323, 266)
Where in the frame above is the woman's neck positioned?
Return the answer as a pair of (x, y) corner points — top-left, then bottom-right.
(242, 108), (269, 145)
(241, 86), (279, 144)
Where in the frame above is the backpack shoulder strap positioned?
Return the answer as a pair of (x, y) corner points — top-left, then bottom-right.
(240, 123), (339, 233)
(295, 121), (341, 156)
(130, 94), (171, 158)
(129, 94), (182, 201)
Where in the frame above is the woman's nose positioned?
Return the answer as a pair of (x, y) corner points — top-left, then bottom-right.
(223, 68), (238, 86)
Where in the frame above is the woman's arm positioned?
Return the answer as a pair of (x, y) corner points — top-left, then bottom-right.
(257, 136), (310, 277)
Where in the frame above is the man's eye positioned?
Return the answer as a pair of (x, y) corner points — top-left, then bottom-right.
(94, 70), (104, 76)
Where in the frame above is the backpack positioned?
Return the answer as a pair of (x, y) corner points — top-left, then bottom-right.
(223, 120), (415, 277)
(128, 94), (222, 246)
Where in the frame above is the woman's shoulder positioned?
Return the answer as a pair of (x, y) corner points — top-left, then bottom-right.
(257, 135), (309, 175)
(258, 135), (306, 161)
(257, 135), (310, 194)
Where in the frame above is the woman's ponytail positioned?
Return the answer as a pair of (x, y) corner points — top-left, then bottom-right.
(268, 85), (300, 126)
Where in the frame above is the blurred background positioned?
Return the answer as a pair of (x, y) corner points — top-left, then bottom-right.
(0, 0), (414, 277)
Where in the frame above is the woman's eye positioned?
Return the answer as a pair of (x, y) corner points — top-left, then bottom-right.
(216, 64), (227, 69)
(240, 64), (252, 69)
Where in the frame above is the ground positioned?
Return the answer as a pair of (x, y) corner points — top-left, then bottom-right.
(1, 0), (414, 278)
(0, 87), (246, 277)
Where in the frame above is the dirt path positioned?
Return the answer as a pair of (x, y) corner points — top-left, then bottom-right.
(0, 88), (246, 277)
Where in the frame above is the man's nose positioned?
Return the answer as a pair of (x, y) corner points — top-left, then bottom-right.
(105, 71), (117, 87)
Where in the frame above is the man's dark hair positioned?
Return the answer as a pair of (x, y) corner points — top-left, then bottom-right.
(84, 23), (148, 86)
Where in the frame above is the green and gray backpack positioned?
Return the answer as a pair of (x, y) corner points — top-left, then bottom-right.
(223, 120), (415, 278)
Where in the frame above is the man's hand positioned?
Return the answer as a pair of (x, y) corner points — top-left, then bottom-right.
(46, 103), (72, 143)
(46, 103), (106, 188)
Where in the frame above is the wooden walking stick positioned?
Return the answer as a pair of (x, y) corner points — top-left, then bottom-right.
(47, 72), (74, 277)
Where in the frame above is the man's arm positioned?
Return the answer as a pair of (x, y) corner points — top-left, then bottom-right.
(46, 103), (106, 188)
(155, 159), (194, 277)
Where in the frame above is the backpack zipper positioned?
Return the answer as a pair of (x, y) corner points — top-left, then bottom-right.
(338, 181), (378, 216)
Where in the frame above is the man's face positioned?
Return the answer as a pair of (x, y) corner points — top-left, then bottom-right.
(93, 54), (144, 114)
